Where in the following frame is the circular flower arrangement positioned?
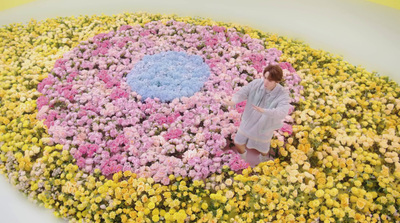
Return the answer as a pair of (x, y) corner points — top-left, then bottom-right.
(0, 12), (400, 223)
(127, 51), (211, 102)
(36, 20), (301, 184)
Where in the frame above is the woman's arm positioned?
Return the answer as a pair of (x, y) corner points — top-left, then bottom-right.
(223, 80), (256, 107)
(231, 80), (256, 104)
(253, 91), (291, 120)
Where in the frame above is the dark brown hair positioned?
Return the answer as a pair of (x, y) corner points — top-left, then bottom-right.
(263, 64), (283, 82)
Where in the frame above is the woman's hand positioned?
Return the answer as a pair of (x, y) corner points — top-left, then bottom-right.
(252, 104), (265, 113)
(223, 99), (236, 107)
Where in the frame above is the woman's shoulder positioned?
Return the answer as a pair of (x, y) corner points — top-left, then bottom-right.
(275, 84), (290, 98)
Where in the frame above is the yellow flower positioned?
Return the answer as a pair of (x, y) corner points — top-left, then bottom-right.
(268, 202), (276, 210)
(225, 179), (233, 186)
(312, 200), (320, 208)
(175, 210), (187, 222)
(356, 199), (366, 209)
(225, 203), (232, 212)
(201, 202), (208, 210)
(148, 201), (155, 209)
(152, 215), (159, 222)
(326, 198), (334, 207)
(329, 188), (339, 197)
(90, 204), (98, 211)
(225, 190), (234, 199)
(271, 178), (279, 185)
(388, 205), (396, 214)
(315, 189), (324, 198)
(137, 185), (145, 194)
(378, 196), (387, 204)
(354, 180), (362, 187)
(317, 177), (326, 185)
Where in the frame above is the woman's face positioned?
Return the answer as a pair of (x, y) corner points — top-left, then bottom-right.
(264, 72), (277, 90)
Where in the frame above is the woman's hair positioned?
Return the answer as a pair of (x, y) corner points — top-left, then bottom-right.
(263, 64), (283, 82)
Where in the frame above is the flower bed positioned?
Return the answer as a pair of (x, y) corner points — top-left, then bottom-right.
(36, 20), (301, 184)
(0, 12), (400, 223)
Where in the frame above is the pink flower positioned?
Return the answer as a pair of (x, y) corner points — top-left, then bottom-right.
(36, 105), (49, 120)
(236, 101), (246, 113)
(229, 155), (250, 171)
(201, 168), (210, 176)
(78, 144), (88, 154)
(77, 159), (86, 168)
(36, 96), (49, 110)
(119, 25), (133, 31)
(48, 125), (67, 143)
(140, 30), (151, 37)
(110, 88), (129, 100)
(163, 128), (183, 140)
(161, 177), (170, 185)
(288, 105), (295, 115)
(37, 75), (55, 93)
(85, 158), (94, 165)
(212, 26), (225, 33)
(279, 62), (296, 73)
(280, 123), (293, 135)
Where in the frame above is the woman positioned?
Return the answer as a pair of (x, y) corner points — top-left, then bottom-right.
(224, 64), (291, 162)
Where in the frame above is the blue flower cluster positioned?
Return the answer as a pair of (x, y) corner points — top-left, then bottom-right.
(127, 51), (211, 102)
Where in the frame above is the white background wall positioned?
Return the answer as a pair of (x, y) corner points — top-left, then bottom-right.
(0, 0), (399, 222)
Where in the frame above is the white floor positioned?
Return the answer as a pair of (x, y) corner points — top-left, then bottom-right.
(0, 0), (399, 222)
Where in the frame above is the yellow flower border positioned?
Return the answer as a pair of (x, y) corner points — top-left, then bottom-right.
(1, 12), (400, 223)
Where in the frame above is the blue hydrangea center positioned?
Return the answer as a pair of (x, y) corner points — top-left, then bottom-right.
(127, 51), (211, 102)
